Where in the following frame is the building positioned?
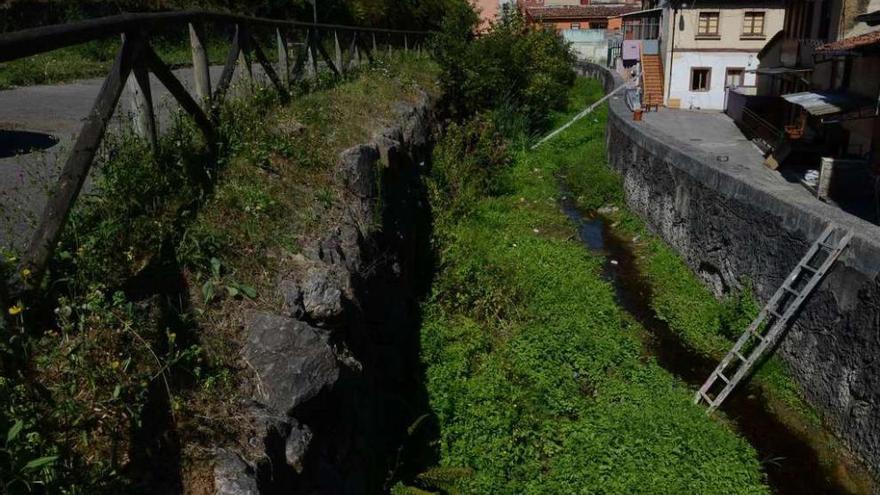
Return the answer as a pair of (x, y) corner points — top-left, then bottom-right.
(726, 0), (880, 215)
(659, 0), (785, 110)
(520, 0), (641, 62)
(522, 3), (639, 32)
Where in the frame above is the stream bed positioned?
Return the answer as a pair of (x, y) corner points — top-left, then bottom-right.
(559, 193), (875, 495)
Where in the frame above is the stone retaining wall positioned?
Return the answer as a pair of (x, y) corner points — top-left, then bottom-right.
(577, 62), (880, 477)
(214, 94), (435, 494)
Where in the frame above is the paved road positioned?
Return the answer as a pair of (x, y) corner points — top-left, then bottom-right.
(0, 64), (271, 250)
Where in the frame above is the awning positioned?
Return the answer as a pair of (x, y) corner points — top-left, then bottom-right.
(619, 7), (662, 18)
(781, 91), (874, 117)
(753, 67), (812, 75)
(856, 10), (880, 26)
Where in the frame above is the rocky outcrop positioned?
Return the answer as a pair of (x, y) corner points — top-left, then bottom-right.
(577, 62), (880, 479)
(213, 93), (435, 494)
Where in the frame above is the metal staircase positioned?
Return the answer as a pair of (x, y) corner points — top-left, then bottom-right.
(694, 224), (853, 413)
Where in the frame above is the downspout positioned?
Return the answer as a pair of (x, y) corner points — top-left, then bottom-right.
(666, 2), (678, 102)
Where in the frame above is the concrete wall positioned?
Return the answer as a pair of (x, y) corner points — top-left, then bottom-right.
(667, 51), (759, 109)
(473, 0), (501, 31)
(577, 61), (880, 478)
(564, 28), (610, 62)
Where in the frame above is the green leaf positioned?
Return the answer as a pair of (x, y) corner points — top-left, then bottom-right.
(210, 257), (222, 278)
(23, 456), (57, 471)
(6, 420), (23, 444)
(112, 385), (121, 400)
(237, 284), (258, 299)
(226, 286), (240, 298)
(201, 280), (215, 304)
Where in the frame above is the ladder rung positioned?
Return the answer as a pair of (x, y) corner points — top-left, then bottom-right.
(734, 351), (747, 362)
(699, 391), (714, 407)
(769, 309), (784, 319)
(783, 286), (800, 296)
(750, 329), (766, 342)
(717, 372), (730, 384)
(799, 263), (817, 273)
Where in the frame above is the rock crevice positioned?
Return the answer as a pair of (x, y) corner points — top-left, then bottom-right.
(214, 94), (435, 494)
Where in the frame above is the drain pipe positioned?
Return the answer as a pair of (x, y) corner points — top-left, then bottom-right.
(666, 2), (679, 102)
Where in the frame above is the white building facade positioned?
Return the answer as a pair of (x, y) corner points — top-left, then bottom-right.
(659, 1), (785, 110)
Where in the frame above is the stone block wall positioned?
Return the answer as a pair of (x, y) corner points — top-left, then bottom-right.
(577, 62), (880, 477)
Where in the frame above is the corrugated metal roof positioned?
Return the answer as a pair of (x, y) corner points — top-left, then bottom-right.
(781, 91), (872, 116)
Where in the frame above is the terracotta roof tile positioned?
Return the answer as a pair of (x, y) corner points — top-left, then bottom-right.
(526, 5), (640, 21)
(817, 29), (880, 52)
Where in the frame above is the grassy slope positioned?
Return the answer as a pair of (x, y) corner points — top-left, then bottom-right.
(4, 55), (438, 492)
(420, 79), (768, 493)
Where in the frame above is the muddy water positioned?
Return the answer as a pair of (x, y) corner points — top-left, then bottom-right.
(559, 195), (874, 495)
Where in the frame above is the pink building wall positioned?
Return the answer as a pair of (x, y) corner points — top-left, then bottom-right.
(472, 0), (500, 31)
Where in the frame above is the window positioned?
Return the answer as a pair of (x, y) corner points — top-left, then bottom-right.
(742, 12), (765, 36)
(592, 22), (608, 29)
(697, 12), (720, 36)
(691, 68), (711, 91)
(725, 68), (744, 88)
(571, 22), (581, 30)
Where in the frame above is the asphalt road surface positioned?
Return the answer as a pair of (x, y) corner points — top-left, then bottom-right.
(0, 64), (278, 250)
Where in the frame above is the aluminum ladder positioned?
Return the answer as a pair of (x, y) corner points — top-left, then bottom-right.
(694, 224), (853, 413)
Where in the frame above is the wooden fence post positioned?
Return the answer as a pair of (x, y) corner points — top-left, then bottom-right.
(213, 24), (241, 109)
(306, 30), (317, 81)
(372, 33), (377, 56)
(126, 63), (157, 150)
(237, 24), (254, 91)
(20, 35), (143, 284)
(334, 31), (343, 75)
(189, 22), (212, 108)
(276, 28), (289, 86)
(405, 34), (409, 53)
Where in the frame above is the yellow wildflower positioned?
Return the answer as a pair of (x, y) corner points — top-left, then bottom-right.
(20, 268), (31, 278)
(8, 304), (23, 316)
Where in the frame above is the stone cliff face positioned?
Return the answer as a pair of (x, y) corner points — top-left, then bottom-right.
(578, 62), (880, 479)
(214, 95), (435, 495)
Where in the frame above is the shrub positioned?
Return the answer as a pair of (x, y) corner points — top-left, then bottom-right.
(433, 10), (575, 132)
(428, 115), (511, 222)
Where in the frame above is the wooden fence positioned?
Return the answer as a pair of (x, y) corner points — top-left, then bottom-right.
(0, 10), (430, 293)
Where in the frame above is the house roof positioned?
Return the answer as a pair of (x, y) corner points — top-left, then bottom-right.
(817, 29), (880, 53)
(526, 5), (641, 21)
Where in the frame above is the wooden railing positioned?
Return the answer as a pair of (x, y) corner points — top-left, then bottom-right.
(0, 10), (430, 291)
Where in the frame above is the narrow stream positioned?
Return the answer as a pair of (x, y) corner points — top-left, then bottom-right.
(559, 194), (873, 495)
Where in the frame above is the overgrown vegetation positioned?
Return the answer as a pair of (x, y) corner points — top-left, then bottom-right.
(1, 53), (438, 493)
(415, 78), (770, 493)
(432, 5), (575, 134)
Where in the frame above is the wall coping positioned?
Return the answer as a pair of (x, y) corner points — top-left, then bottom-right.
(577, 62), (880, 277)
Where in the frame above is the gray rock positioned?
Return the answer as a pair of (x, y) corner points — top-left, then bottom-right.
(301, 264), (344, 321)
(244, 311), (339, 415)
(278, 279), (305, 318)
(337, 144), (379, 199)
(285, 419), (314, 473)
(214, 450), (258, 495)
